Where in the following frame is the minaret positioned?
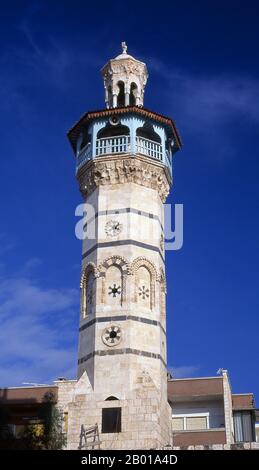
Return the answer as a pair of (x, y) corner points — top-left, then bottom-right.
(67, 43), (181, 450)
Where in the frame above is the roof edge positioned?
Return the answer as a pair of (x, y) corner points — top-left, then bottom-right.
(168, 376), (223, 382)
(0, 385), (58, 390)
(67, 105), (182, 152)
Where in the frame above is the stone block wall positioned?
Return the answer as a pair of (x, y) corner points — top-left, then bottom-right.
(57, 371), (172, 450)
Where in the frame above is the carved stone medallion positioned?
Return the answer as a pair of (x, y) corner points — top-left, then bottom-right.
(102, 325), (122, 347)
(105, 220), (122, 237)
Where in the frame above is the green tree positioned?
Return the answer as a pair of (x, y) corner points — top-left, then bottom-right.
(23, 392), (67, 450)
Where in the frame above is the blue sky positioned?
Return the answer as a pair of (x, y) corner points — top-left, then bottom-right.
(0, 0), (259, 401)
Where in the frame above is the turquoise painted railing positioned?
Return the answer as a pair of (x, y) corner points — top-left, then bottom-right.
(76, 135), (171, 175)
(76, 143), (92, 171)
(96, 135), (131, 156)
(136, 136), (163, 161)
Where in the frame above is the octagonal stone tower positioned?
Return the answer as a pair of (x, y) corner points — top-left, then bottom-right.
(66, 43), (181, 450)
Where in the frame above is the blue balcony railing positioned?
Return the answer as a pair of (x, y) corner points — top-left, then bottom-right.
(76, 135), (171, 175)
(96, 135), (131, 156)
(76, 143), (92, 172)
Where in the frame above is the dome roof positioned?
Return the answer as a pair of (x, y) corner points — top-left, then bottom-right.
(114, 52), (135, 61)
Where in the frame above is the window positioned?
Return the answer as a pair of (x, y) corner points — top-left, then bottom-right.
(186, 416), (208, 431)
(172, 417), (184, 431)
(172, 413), (209, 431)
(233, 411), (255, 442)
(63, 412), (68, 433)
(102, 407), (121, 433)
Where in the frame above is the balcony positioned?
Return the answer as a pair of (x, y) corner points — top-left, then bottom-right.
(135, 136), (163, 161)
(96, 135), (131, 156)
(172, 428), (227, 447)
(76, 142), (92, 172)
(76, 135), (171, 174)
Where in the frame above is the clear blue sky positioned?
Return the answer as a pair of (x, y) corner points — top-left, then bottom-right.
(0, 1), (258, 402)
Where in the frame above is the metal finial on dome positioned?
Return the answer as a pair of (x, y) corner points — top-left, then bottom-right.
(121, 41), (127, 54)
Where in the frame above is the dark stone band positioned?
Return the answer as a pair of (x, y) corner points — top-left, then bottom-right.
(85, 207), (164, 232)
(82, 239), (164, 263)
(79, 314), (166, 336)
(78, 348), (166, 368)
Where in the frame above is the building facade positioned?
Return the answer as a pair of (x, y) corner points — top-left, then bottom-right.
(0, 45), (258, 451)
(1, 371), (258, 450)
(168, 370), (258, 448)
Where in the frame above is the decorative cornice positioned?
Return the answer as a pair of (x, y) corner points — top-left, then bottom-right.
(77, 154), (171, 202)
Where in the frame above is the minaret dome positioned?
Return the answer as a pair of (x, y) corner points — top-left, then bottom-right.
(101, 42), (148, 108)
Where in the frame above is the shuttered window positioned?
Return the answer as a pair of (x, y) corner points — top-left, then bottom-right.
(172, 417), (184, 430)
(172, 414), (209, 431)
(186, 416), (208, 430)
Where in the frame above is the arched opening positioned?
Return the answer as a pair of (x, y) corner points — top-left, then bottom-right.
(131, 257), (157, 310)
(105, 396), (119, 401)
(99, 255), (128, 304)
(136, 265), (152, 310)
(136, 123), (161, 143)
(81, 266), (96, 318)
(97, 123), (130, 139)
(117, 81), (125, 107)
(129, 82), (138, 106)
(105, 265), (123, 307)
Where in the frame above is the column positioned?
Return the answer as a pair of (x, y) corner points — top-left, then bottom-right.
(112, 94), (118, 108)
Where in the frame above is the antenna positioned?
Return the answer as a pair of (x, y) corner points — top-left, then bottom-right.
(217, 368), (227, 376)
(22, 382), (49, 387)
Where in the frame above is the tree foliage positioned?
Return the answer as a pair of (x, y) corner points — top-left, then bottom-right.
(0, 391), (67, 450)
(23, 392), (67, 450)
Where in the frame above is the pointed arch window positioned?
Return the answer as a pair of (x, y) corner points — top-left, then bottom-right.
(81, 265), (96, 318)
(136, 266), (152, 310)
(131, 257), (157, 311)
(129, 82), (138, 105)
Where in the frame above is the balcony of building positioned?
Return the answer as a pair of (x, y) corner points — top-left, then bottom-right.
(168, 377), (227, 447)
(173, 428), (227, 447)
(75, 116), (173, 177)
(168, 378), (258, 447)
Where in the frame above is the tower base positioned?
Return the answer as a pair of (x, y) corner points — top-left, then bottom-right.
(57, 372), (172, 450)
